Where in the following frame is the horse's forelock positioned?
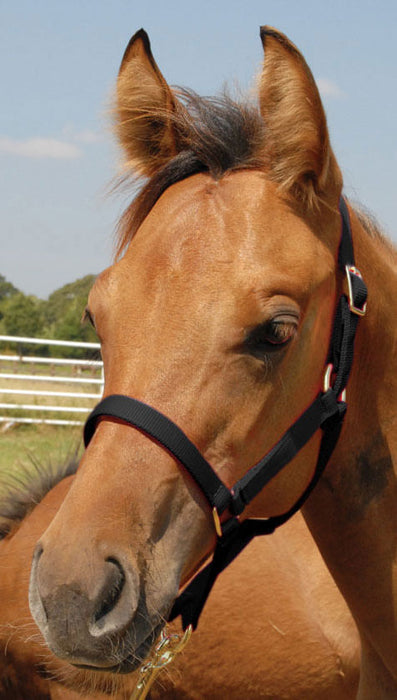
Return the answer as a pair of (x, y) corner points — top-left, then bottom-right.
(115, 88), (266, 257)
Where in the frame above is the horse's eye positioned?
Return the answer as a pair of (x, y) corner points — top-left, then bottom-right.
(246, 315), (298, 355)
(263, 319), (296, 345)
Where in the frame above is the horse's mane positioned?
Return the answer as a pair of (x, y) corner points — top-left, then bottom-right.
(115, 88), (395, 261)
(0, 453), (79, 539)
(352, 203), (396, 257)
(116, 88), (265, 256)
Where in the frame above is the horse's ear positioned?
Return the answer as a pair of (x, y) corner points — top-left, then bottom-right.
(259, 27), (342, 208)
(115, 29), (181, 177)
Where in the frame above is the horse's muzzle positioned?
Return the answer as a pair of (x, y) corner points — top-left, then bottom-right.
(28, 543), (156, 670)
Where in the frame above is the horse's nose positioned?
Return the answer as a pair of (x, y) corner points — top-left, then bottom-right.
(29, 544), (138, 666)
(90, 557), (126, 635)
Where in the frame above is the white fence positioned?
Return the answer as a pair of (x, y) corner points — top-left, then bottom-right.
(0, 335), (104, 426)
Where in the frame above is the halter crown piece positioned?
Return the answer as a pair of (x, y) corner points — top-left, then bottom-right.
(84, 197), (367, 631)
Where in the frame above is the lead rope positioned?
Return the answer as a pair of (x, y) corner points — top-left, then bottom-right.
(130, 625), (193, 699)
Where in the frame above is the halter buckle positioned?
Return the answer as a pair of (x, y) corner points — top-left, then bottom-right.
(212, 507), (241, 539)
(323, 364), (346, 402)
(212, 507), (223, 538)
(345, 265), (367, 316)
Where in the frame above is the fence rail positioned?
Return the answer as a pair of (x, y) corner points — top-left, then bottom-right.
(0, 335), (103, 427)
(0, 354), (102, 367)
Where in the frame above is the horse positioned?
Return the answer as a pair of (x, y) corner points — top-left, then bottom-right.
(0, 459), (359, 698)
(27, 25), (397, 698)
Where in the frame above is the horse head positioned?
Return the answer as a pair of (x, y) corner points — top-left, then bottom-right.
(29, 27), (346, 671)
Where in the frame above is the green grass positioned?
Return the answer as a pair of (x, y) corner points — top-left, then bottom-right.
(0, 356), (98, 492)
(0, 423), (83, 491)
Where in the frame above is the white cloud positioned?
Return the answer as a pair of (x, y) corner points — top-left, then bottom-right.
(0, 137), (82, 159)
(61, 124), (104, 144)
(316, 78), (345, 99)
(73, 129), (103, 144)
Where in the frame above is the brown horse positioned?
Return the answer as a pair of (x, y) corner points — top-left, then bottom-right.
(27, 25), (397, 698)
(0, 461), (358, 698)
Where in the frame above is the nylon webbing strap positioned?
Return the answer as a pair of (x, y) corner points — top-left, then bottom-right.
(84, 390), (343, 522)
(330, 197), (367, 394)
(169, 395), (346, 629)
(229, 390), (343, 514)
(83, 197), (367, 631)
(84, 395), (232, 514)
(338, 198), (355, 267)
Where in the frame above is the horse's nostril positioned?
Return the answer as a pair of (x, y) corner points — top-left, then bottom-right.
(33, 543), (44, 563)
(93, 557), (126, 626)
(29, 543), (47, 628)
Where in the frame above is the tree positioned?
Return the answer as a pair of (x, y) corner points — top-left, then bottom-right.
(44, 275), (96, 327)
(2, 294), (43, 337)
(43, 275), (98, 358)
(0, 274), (19, 302)
(1, 293), (45, 353)
(0, 273), (99, 358)
(0, 274), (19, 325)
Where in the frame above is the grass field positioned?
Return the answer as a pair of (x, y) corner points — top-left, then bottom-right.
(0, 350), (99, 494)
(0, 423), (83, 492)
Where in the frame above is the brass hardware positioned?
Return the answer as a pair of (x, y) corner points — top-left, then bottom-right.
(130, 624), (193, 700)
(345, 265), (367, 316)
(323, 364), (346, 402)
(212, 507), (223, 537)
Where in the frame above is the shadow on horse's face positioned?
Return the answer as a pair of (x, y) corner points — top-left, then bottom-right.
(29, 27), (343, 671)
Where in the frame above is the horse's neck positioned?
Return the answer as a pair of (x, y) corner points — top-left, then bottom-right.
(321, 217), (397, 482)
(323, 217), (397, 479)
(342, 229), (397, 457)
(307, 217), (397, 533)
(348, 221), (397, 466)
(303, 221), (397, 681)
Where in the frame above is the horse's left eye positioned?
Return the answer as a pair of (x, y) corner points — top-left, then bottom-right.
(264, 319), (296, 345)
(246, 316), (298, 354)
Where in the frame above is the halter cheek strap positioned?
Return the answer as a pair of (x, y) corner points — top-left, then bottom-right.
(84, 197), (367, 630)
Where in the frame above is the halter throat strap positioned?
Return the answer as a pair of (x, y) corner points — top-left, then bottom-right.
(84, 197), (367, 630)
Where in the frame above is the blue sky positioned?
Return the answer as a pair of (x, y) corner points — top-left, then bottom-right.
(1, 0), (396, 298)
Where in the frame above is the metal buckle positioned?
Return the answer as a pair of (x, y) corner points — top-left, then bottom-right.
(213, 507), (242, 538)
(323, 364), (346, 402)
(345, 265), (367, 316)
(212, 507), (223, 538)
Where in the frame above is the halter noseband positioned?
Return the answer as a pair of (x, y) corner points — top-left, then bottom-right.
(84, 197), (367, 630)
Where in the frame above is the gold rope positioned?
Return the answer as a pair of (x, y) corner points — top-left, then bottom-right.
(130, 625), (193, 700)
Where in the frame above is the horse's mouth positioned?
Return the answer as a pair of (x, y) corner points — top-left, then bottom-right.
(72, 621), (165, 675)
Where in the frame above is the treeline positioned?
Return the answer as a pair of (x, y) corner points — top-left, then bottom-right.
(0, 274), (98, 358)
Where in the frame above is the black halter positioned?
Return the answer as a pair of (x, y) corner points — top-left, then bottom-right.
(84, 197), (367, 630)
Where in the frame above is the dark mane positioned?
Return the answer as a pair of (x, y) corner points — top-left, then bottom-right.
(0, 453), (79, 539)
(116, 88), (265, 256)
(115, 88), (395, 260)
(352, 203), (396, 257)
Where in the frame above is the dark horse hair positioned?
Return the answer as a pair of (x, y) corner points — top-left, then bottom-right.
(0, 452), (79, 539)
(115, 88), (394, 261)
(116, 88), (266, 256)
